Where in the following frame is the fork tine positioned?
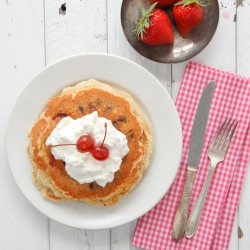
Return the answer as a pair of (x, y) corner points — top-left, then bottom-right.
(222, 119), (238, 152)
(230, 121), (238, 139)
(217, 118), (232, 149)
(219, 119), (233, 149)
(215, 118), (238, 151)
(210, 119), (227, 149)
(211, 118), (238, 151)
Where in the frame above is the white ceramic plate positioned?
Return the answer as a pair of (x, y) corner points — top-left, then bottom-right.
(6, 53), (182, 229)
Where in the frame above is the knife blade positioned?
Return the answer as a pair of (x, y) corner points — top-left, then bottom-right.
(172, 81), (216, 242)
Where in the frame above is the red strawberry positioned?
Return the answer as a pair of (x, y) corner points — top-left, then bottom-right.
(173, 0), (205, 37)
(149, 0), (179, 8)
(134, 3), (174, 46)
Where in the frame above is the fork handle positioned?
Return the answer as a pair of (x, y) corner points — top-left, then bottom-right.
(185, 167), (215, 238)
(172, 168), (196, 242)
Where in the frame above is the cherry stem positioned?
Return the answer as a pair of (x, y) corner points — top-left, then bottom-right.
(101, 123), (107, 147)
(51, 143), (76, 147)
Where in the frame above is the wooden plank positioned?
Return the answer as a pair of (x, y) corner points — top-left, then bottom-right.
(50, 221), (110, 250)
(44, 1), (110, 249)
(107, 0), (171, 249)
(0, 0), (48, 249)
(44, 0), (107, 65)
(111, 221), (138, 250)
(236, 3), (250, 250)
(172, 1), (239, 250)
(107, 1), (143, 248)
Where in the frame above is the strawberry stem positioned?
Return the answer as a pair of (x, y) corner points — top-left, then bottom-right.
(51, 143), (76, 147)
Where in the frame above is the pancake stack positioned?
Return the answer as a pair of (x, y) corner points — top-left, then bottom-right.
(27, 79), (152, 206)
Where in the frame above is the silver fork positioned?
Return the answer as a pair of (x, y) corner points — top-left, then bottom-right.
(185, 118), (238, 238)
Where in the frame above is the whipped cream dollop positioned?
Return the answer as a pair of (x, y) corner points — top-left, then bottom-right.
(46, 111), (129, 187)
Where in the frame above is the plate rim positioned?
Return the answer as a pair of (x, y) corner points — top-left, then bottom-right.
(6, 53), (183, 229)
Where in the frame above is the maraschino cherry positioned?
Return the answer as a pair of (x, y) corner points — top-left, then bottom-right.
(76, 135), (94, 152)
(51, 123), (109, 161)
(91, 123), (109, 161)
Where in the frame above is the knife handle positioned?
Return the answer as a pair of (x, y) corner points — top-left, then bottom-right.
(185, 166), (215, 238)
(172, 167), (196, 242)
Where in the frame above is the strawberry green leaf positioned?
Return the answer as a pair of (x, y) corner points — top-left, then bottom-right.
(134, 2), (157, 40)
(175, 0), (206, 7)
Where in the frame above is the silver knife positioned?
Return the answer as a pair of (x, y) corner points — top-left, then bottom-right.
(172, 81), (216, 242)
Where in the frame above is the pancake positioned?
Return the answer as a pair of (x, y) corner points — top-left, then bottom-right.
(27, 79), (152, 206)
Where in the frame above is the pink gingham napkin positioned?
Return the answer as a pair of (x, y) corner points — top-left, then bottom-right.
(132, 61), (250, 250)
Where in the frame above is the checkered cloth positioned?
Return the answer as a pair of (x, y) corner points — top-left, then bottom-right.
(132, 61), (250, 250)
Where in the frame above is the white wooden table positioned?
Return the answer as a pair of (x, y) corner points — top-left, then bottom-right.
(1, 0), (250, 249)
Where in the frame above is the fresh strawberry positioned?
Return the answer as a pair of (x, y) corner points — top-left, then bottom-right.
(134, 3), (174, 46)
(149, 0), (179, 8)
(173, 0), (205, 37)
